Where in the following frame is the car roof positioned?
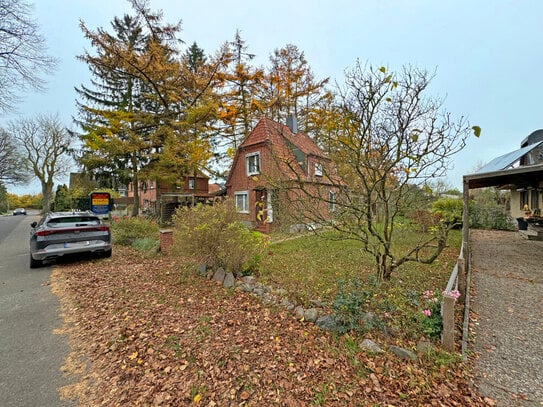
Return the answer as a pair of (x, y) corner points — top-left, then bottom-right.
(46, 211), (98, 218)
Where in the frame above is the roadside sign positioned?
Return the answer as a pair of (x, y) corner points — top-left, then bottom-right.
(90, 192), (110, 215)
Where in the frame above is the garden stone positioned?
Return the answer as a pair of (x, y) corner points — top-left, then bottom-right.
(280, 297), (295, 310)
(223, 272), (235, 288)
(294, 306), (305, 320)
(213, 267), (226, 283)
(389, 345), (417, 360)
(198, 264), (207, 277)
(241, 275), (256, 284)
(262, 293), (275, 305)
(303, 308), (319, 323)
(315, 314), (341, 332)
(239, 283), (254, 293)
(359, 339), (384, 353)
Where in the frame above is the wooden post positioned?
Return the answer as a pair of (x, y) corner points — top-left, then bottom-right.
(442, 295), (456, 351)
(462, 179), (470, 249)
(461, 179), (470, 279)
(457, 257), (466, 307)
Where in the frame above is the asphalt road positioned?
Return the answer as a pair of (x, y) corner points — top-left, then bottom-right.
(0, 213), (73, 407)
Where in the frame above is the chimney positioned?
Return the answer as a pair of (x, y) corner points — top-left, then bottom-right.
(286, 114), (298, 134)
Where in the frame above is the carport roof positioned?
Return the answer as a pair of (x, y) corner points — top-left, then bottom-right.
(464, 163), (543, 189)
(476, 141), (543, 173)
(463, 140), (543, 189)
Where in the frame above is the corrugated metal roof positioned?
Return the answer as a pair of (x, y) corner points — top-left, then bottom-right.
(476, 141), (543, 174)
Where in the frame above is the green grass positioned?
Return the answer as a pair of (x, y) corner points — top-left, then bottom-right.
(259, 229), (462, 340)
(260, 229), (460, 304)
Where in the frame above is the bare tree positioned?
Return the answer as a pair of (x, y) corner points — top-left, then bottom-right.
(9, 114), (72, 212)
(0, 0), (57, 113)
(0, 128), (29, 184)
(286, 63), (476, 280)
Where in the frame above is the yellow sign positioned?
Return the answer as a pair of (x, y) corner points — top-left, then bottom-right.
(92, 198), (109, 205)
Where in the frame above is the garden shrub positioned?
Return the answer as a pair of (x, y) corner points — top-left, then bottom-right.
(431, 197), (463, 227)
(418, 290), (443, 338)
(469, 200), (514, 230)
(110, 216), (160, 246)
(131, 236), (160, 253)
(332, 276), (380, 334)
(171, 200), (267, 276)
(406, 209), (439, 232)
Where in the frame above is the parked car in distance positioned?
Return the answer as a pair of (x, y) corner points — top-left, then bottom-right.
(13, 208), (26, 216)
(29, 211), (112, 268)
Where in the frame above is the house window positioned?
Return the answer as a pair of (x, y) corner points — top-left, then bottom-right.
(328, 191), (337, 212)
(234, 191), (249, 213)
(188, 178), (195, 189)
(530, 190), (539, 211)
(520, 191), (529, 210)
(246, 152), (261, 176)
(315, 162), (323, 177)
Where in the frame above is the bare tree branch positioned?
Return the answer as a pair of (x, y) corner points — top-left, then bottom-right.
(0, 0), (57, 113)
(8, 113), (73, 212)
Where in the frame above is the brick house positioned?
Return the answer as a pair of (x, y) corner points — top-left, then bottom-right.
(226, 116), (338, 233)
(128, 172), (217, 220)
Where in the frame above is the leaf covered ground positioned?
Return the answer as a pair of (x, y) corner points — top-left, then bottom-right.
(51, 247), (488, 406)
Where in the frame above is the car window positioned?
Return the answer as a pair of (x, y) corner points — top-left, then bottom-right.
(46, 217), (100, 227)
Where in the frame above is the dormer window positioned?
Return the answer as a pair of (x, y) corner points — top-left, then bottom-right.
(246, 152), (261, 176)
(315, 162), (323, 177)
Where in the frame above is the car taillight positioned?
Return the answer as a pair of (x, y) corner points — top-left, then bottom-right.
(34, 230), (55, 237)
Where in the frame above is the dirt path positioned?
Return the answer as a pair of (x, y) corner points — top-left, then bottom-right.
(470, 229), (543, 406)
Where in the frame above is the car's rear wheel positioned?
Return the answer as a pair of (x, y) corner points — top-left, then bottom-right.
(102, 249), (112, 258)
(29, 256), (42, 269)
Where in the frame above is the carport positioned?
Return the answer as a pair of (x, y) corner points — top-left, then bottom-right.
(443, 162), (543, 353)
(462, 163), (543, 243)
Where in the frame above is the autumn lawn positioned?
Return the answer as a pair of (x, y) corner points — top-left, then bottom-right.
(49, 228), (488, 406)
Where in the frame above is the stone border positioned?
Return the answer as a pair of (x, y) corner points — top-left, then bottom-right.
(198, 264), (435, 360)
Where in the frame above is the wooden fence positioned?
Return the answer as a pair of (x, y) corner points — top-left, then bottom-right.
(441, 239), (470, 357)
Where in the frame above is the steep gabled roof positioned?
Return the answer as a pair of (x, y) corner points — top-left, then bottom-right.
(239, 117), (327, 158)
(226, 117), (333, 188)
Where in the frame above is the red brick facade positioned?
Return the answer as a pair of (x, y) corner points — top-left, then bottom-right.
(128, 173), (214, 218)
(226, 117), (338, 233)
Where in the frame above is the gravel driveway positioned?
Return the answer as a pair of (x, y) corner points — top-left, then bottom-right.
(470, 229), (543, 406)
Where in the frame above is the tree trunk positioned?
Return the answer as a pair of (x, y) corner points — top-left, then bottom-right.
(41, 184), (53, 213)
(131, 172), (139, 217)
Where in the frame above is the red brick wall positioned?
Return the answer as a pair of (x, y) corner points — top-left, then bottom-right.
(159, 229), (173, 253)
(227, 144), (273, 225)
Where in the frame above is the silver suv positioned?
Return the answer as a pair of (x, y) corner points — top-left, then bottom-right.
(30, 211), (112, 268)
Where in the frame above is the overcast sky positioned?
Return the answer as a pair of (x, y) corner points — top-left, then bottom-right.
(3, 0), (542, 194)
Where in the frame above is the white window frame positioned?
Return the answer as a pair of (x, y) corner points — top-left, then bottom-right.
(315, 162), (323, 177)
(266, 191), (274, 223)
(234, 191), (249, 213)
(246, 152), (261, 176)
(328, 190), (337, 212)
(188, 178), (195, 189)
